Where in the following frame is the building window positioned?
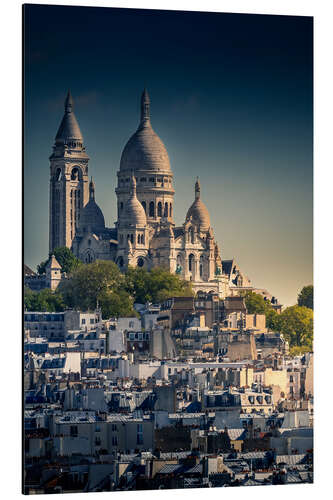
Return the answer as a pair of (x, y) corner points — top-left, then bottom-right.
(137, 423), (143, 445)
(141, 201), (146, 213)
(130, 234), (134, 244)
(71, 167), (79, 180)
(82, 319), (86, 325)
(169, 203), (172, 217)
(112, 436), (118, 446)
(200, 256), (204, 277)
(55, 168), (62, 181)
(189, 254), (194, 272)
(70, 426), (78, 437)
(149, 201), (155, 217)
(137, 257), (144, 268)
(157, 202), (162, 217)
(111, 424), (118, 432)
(120, 202), (123, 211)
(164, 202), (168, 217)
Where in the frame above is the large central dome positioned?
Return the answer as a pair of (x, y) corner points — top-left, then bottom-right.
(120, 89), (171, 172)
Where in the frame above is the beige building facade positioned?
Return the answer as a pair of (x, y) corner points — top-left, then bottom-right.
(49, 89), (277, 300)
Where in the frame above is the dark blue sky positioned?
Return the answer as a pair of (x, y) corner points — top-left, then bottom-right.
(24, 5), (313, 306)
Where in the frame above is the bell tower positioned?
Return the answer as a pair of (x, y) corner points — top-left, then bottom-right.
(49, 91), (90, 253)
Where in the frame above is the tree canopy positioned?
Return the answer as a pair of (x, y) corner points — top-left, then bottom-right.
(241, 291), (281, 330)
(278, 305), (313, 350)
(242, 291), (313, 351)
(37, 247), (82, 275)
(58, 260), (136, 319)
(124, 266), (193, 304)
(297, 285), (313, 310)
(24, 287), (65, 312)
(243, 291), (271, 315)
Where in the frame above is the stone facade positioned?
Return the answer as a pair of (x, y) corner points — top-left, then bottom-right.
(49, 89), (277, 300)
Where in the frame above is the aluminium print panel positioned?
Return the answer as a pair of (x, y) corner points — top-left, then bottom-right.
(23, 3), (313, 494)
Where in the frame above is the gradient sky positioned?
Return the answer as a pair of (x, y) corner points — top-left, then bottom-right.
(24, 5), (313, 306)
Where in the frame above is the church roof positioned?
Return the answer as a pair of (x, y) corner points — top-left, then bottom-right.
(79, 179), (105, 233)
(46, 254), (61, 270)
(186, 179), (211, 231)
(119, 89), (171, 173)
(173, 227), (185, 239)
(222, 259), (234, 277)
(121, 176), (147, 226)
(55, 90), (83, 143)
(24, 264), (36, 277)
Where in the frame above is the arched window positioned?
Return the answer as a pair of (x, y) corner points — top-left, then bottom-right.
(141, 201), (146, 213)
(85, 250), (94, 263)
(164, 202), (168, 217)
(55, 168), (62, 181)
(189, 254), (195, 272)
(137, 257), (144, 268)
(141, 234), (145, 245)
(149, 201), (155, 217)
(169, 203), (172, 217)
(130, 234), (134, 244)
(200, 255), (204, 277)
(71, 167), (80, 180)
(157, 202), (162, 217)
(189, 227), (194, 244)
(137, 234), (140, 244)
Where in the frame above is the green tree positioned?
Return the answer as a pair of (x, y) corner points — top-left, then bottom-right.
(241, 291), (284, 332)
(243, 291), (271, 315)
(98, 289), (137, 319)
(24, 287), (65, 312)
(289, 345), (312, 356)
(278, 305), (313, 350)
(265, 308), (281, 331)
(124, 267), (193, 304)
(58, 260), (136, 318)
(297, 285), (313, 310)
(37, 247), (81, 275)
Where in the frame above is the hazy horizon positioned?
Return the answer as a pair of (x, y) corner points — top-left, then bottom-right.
(24, 5), (313, 307)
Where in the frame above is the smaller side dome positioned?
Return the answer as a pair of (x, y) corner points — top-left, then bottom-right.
(121, 175), (147, 226)
(79, 178), (105, 233)
(185, 178), (211, 231)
